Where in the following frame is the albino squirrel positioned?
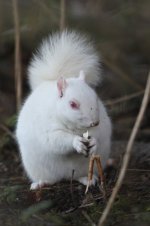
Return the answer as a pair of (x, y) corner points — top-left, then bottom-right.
(16, 31), (112, 190)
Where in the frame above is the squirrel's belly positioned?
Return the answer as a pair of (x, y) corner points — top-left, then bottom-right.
(21, 149), (89, 183)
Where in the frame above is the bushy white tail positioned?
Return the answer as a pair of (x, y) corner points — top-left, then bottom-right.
(28, 31), (101, 90)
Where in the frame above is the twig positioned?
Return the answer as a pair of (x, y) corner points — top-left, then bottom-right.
(98, 72), (150, 226)
(70, 169), (77, 208)
(105, 90), (144, 106)
(83, 132), (106, 196)
(82, 210), (96, 226)
(127, 168), (150, 172)
(33, 0), (52, 14)
(0, 124), (16, 140)
(0, 25), (30, 36)
(102, 55), (143, 91)
(85, 155), (106, 198)
(70, 169), (75, 195)
(95, 156), (106, 198)
(85, 155), (95, 194)
(33, 0), (61, 25)
(12, 0), (22, 111)
(95, 156), (105, 184)
(63, 207), (77, 214)
(60, 0), (66, 31)
(79, 203), (94, 208)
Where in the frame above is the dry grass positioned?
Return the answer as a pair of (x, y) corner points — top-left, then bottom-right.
(12, 0), (22, 111)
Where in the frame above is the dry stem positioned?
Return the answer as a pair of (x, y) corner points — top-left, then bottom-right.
(95, 156), (106, 198)
(82, 210), (96, 226)
(101, 54), (143, 91)
(85, 155), (95, 194)
(12, 0), (22, 111)
(105, 90), (144, 106)
(98, 72), (150, 226)
(85, 155), (106, 196)
(60, 0), (66, 31)
(0, 124), (16, 140)
(95, 156), (104, 183)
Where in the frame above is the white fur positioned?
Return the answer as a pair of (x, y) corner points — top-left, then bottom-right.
(16, 31), (111, 188)
(28, 31), (101, 90)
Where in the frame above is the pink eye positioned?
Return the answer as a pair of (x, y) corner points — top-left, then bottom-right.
(69, 100), (80, 109)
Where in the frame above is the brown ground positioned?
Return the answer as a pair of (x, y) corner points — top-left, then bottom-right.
(0, 136), (149, 226)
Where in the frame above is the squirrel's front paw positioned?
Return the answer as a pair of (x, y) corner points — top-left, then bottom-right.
(88, 137), (97, 155)
(73, 136), (88, 156)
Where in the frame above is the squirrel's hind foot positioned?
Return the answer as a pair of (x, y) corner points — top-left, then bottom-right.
(30, 181), (49, 190)
(77, 175), (98, 186)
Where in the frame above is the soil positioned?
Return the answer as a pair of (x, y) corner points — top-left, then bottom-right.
(0, 137), (149, 226)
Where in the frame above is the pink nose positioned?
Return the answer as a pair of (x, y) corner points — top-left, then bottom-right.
(90, 121), (99, 127)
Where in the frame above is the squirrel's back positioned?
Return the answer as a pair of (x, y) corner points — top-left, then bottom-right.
(28, 31), (101, 90)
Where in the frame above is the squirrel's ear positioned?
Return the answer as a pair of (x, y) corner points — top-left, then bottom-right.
(57, 77), (67, 98)
(78, 70), (85, 81)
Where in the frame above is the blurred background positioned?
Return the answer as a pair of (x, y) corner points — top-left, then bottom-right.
(0, 0), (150, 141)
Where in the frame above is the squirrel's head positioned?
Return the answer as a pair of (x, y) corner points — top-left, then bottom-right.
(56, 71), (100, 130)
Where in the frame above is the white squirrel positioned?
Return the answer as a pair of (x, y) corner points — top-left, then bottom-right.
(16, 31), (112, 190)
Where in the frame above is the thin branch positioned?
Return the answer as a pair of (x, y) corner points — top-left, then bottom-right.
(32, 0), (59, 26)
(98, 72), (150, 226)
(33, 0), (52, 15)
(1, 25), (30, 37)
(70, 169), (75, 195)
(82, 210), (96, 226)
(0, 1), (2, 32)
(105, 90), (144, 106)
(60, 0), (66, 31)
(12, 0), (22, 111)
(0, 124), (16, 140)
(102, 55), (143, 91)
(127, 168), (150, 172)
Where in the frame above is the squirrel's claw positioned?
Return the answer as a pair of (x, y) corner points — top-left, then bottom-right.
(88, 137), (97, 155)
